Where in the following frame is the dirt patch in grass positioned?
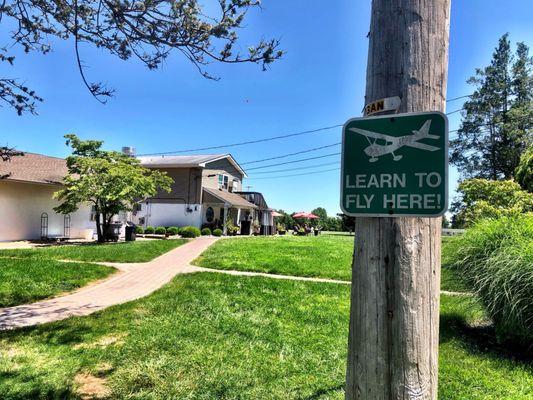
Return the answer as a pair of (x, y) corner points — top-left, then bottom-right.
(74, 373), (111, 399)
(74, 333), (127, 350)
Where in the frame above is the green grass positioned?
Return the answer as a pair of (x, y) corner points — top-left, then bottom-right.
(0, 258), (115, 307)
(195, 235), (468, 292)
(0, 239), (187, 307)
(0, 273), (531, 399)
(194, 235), (354, 281)
(0, 239), (187, 263)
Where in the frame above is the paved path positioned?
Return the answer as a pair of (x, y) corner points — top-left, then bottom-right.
(194, 267), (473, 296)
(0, 237), (218, 330)
(0, 236), (472, 330)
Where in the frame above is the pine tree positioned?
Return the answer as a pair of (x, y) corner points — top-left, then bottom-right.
(450, 34), (532, 179)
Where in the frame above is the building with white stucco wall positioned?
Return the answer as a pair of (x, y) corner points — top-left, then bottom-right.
(0, 153), (93, 241)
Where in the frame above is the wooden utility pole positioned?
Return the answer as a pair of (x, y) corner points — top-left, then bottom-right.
(345, 1), (450, 399)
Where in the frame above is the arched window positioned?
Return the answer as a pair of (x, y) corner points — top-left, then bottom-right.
(205, 207), (214, 223)
(40, 212), (48, 239)
(64, 214), (71, 237)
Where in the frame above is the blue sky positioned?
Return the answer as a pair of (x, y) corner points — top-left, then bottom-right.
(1, 0), (532, 216)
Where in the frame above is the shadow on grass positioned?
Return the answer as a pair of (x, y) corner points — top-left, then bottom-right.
(440, 313), (533, 364)
(0, 315), (105, 347)
(304, 384), (345, 399)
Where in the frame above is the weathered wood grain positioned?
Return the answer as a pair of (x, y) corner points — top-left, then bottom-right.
(345, 1), (450, 399)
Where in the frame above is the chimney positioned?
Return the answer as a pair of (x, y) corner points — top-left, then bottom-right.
(122, 146), (136, 157)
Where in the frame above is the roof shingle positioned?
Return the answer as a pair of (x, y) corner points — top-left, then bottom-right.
(0, 153), (67, 185)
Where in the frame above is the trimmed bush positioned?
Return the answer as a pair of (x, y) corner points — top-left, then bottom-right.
(201, 228), (212, 236)
(144, 226), (155, 234)
(451, 215), (533, 344)
(166, 227), (179, 236)
(135, 226), (144, 234)
(212, 228), (223, 237)
(179, 226), (201, 238)
(154, 226), (167, 235)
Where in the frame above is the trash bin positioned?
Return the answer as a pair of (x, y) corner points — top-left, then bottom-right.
(105, 223), (121, 242)
(125, 225), (136, 242)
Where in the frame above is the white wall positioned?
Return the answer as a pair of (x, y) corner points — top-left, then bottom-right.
(133, 201), (203, 228)
(0, 181), (93, 241)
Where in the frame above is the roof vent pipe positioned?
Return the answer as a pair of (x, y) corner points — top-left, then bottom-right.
(122, 147), (136, 157)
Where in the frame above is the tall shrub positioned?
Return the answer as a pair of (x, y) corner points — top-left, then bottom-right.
(451, 215), (533, 345)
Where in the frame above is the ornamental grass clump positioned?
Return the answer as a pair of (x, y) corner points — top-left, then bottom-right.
(451, 215), (533, 345)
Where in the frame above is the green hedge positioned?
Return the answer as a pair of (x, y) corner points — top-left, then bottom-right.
(179, 226), (201, 238)
(212, 229), (223, 237)
(154, 226), (166, 235)
(145, 226), (155, 234)
(201, 228), (212, 236)
(167, 227), (179, 236)
(451, 215), (533, 344)
(135, 226), (144, 234)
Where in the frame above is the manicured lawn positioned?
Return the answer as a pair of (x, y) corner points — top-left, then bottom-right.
(194, 235), (354, 281)
(0, 273), (531, 399)
(0, 239), (187, 307)
(0, 239), (187, 263)
(194, 235), (468, 292)
(0, 258), (115, 307)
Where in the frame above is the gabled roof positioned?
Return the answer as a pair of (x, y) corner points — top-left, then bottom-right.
(138, 154), (247, 177)
(203, 187), (257, 209)
(0, 153), (67, 185)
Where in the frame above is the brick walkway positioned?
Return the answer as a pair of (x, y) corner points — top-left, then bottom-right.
(0, 236), (471, 330)
(0, 237), (218, 330)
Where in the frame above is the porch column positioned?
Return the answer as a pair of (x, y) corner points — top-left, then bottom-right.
(236, 208), (242, 233)
(222, 204), (229, 235)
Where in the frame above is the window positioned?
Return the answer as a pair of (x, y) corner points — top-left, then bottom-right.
(231, 179), (239, 193)
(218, 174), (229, 190)
(205, 207), (214, 223)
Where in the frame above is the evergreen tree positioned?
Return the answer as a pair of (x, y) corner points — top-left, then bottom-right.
(450, 34), (533, 180)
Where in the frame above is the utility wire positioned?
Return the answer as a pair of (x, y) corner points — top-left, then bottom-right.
(446, 108), (464, 116)
(137, 95), (472, 157)
(246, 152), (341, 171)
(446, 94), (472, 102)
(137, 124), (343, 156)
(249, 161), (340, 175)
(241, 142), (341, 165)
(247, 167), (340, 180)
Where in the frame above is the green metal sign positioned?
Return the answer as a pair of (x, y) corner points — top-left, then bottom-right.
(341, 111), (448, 217)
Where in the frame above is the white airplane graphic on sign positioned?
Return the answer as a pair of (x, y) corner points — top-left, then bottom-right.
(349, 120), (440, 162)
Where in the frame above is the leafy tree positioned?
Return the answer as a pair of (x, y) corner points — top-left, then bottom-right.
(450, 34), (533, 180)
(0, 0), (283, 114)
(451, 178), (533, 228)
(337, 213), (355, 234)
(274, 209), (294, 230)
(324, 216), (342, 232)
(54, 134), (173, 242)
(310, 207), (328, 228)
(515, 146), (533, 192)
(0, 146), (24, 179)
(441, 215), (450, 228)
(0, 146), (23, 162)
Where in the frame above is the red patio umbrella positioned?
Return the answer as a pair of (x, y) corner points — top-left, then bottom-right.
(292, 212), (319, 219)
(271, 211), (283, 217)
